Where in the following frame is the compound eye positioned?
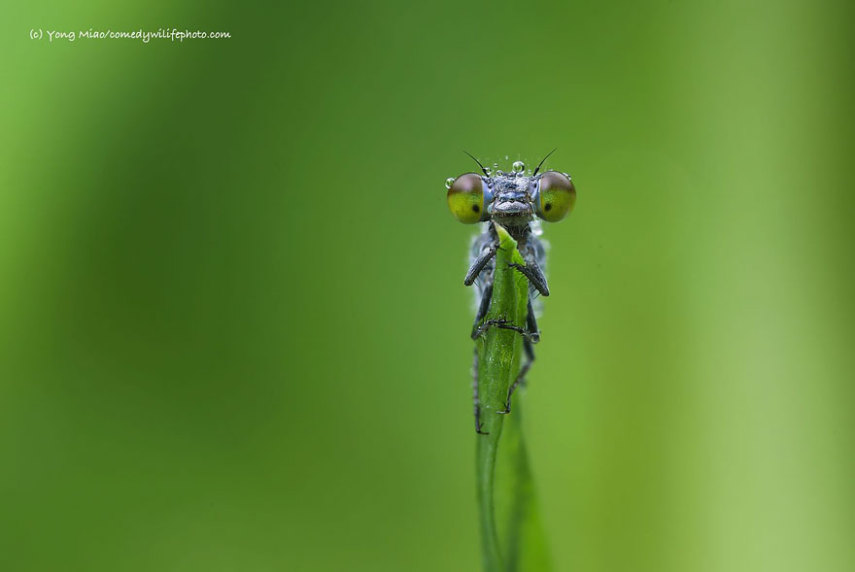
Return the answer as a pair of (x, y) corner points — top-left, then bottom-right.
(446, 173), (486, 224)
(536, 171), (576, 222)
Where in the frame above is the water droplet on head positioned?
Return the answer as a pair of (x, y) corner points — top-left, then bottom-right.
(512, 160), (525, 173)
(445, 177), (455, 190)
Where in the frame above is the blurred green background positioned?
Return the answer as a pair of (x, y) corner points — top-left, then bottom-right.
(2, 0), (854, 570)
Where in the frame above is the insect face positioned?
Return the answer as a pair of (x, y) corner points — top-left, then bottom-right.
(446, 160), (576, 226)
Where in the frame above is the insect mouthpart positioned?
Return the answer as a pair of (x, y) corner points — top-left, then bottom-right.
(489, 199), (533, 217)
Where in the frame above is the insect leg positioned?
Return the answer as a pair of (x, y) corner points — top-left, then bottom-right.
(498, 339), (534, 415)
(508, 261), (549, 296)
(464, 243), (498, 286)
(471, 283), (493, 339)
(526, 296), (541, 344)
(472, 346), (488, 434)
(499, 297), (540, 414)
(471, 318), (539, 342)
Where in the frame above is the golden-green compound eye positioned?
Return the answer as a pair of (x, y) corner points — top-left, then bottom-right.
(537, 171), (576, 222)
(447, 173), (485, 224)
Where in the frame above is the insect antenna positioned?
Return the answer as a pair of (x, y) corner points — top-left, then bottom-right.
(532, 148), (557, 176)
(463, 150), (491, 177)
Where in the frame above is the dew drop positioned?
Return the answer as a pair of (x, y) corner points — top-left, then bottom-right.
(445, 177), (455, 189)
(512, 160), (525, 173)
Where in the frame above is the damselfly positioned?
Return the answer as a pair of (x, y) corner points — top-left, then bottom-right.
(446, 152), (576, 433)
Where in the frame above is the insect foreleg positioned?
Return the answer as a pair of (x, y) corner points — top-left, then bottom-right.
(508, 259), (549, 297)
(464, 242), (498, 286)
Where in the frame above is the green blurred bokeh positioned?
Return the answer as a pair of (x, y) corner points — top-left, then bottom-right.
(2, 1), (854, 570)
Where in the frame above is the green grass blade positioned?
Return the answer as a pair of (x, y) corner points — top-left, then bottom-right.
(475, 223), (550, 571)
(495, 400), (551, 571)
